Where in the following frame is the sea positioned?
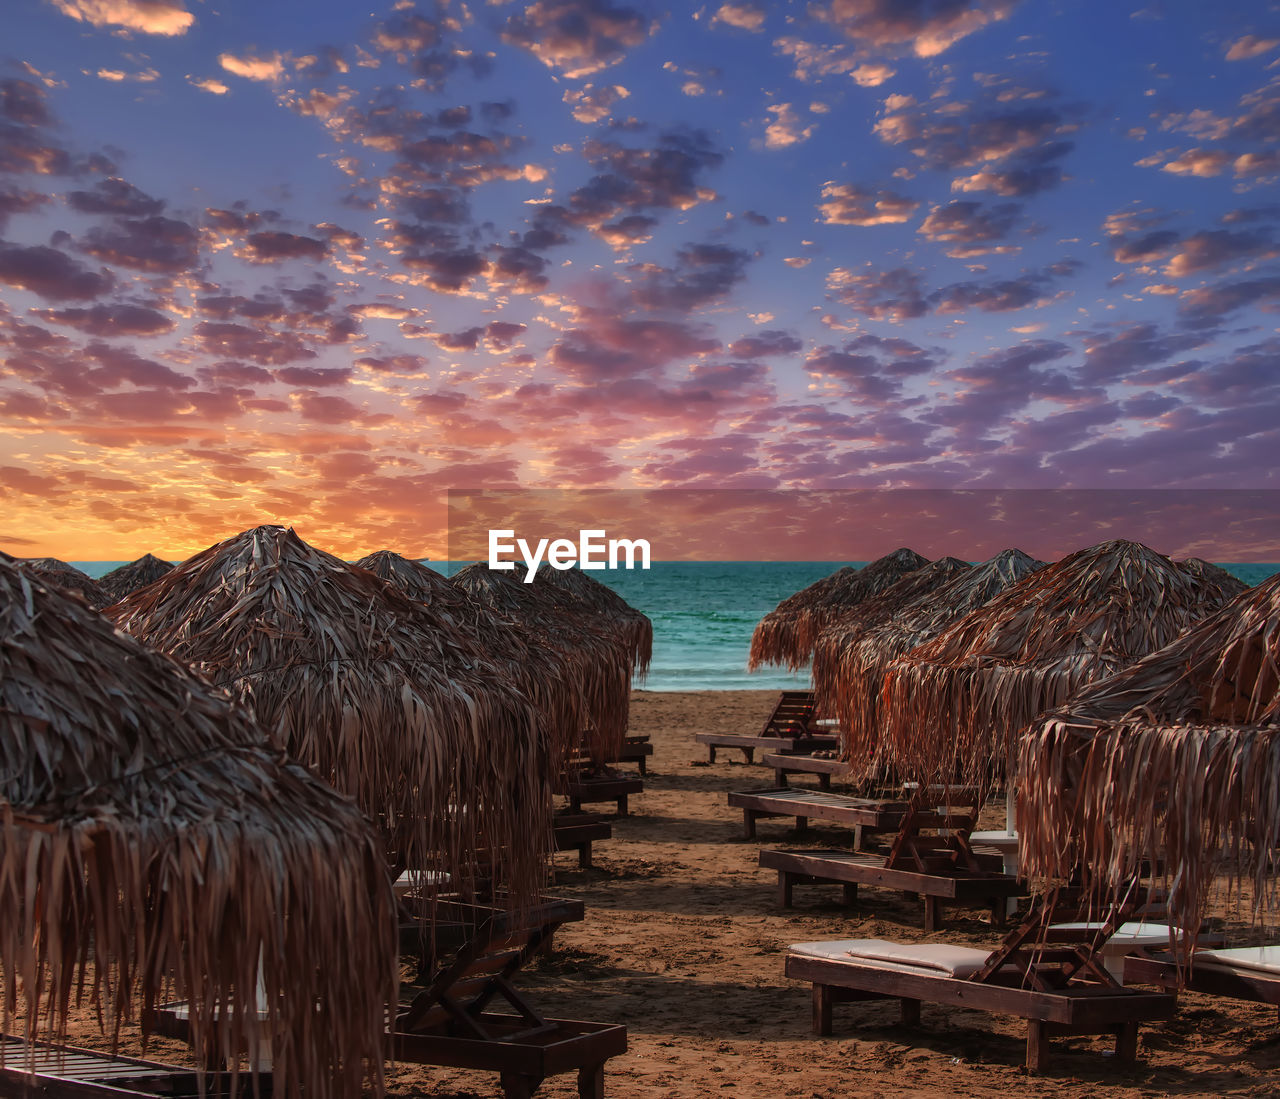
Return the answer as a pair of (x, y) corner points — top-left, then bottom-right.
(71, 559), (1280, 692)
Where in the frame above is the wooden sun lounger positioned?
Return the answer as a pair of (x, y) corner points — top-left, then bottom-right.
(760, 752), (850, 790)
(696, 690), (839, 763)
(1125, 945), (1280, 1017)
(0, 1037), (268, 1097)
(553, 812), (612, 868)
(726, 787), (909, 844)
(760, 847), (1023, 930)
(757, 790), (1022, 929)
(559, 773), (643, 816)
(392, 897), (626, 1098)
(785, 890), (1178, 1072)
(616, 734), (653, 775)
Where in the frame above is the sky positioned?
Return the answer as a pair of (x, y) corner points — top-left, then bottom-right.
(1, 0), (1278, 561)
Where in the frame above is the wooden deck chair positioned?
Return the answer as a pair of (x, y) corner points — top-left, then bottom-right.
(1124, 944), (1280, 1020)
(760, 786), (1023, 929)
(392, 897), (627, 1099)
(695, 690), (839, 763)
(785, 885), (1177, 1072)
(0, 1037), (268, 1097)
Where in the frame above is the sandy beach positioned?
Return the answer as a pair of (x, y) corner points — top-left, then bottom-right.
(46, 689), (1280, 1097)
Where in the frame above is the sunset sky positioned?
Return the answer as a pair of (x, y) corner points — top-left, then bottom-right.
(2, 0), (1278, 561)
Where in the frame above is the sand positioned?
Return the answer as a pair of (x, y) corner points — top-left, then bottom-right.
(43, 690), (1280, 1096)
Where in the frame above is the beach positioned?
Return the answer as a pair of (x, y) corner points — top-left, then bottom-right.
(45, 688), (1280, 1097)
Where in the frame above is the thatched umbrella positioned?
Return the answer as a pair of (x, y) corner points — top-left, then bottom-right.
(1018, 568), (1280, 939)
(357, 550), (586, 772)
(811, 556), (972, 725)
(748, 547), (929, 672)
(452, 562), (633, 765)
(16, 558), (106, 609)
(818, 549), (1045, 768)
(98, 553), (174, 605)
(1179, 556), (1250, 598)
(877, 539), (1244, 793)
(0, 557), (396, 1099)
(536, 566), (653, 678)
(107, 526), (552, 910)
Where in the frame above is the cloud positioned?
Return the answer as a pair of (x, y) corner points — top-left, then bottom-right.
(762, 103), (814, 148)
(0, 186), (50, 230)
(550, 313), (720, 381)
(0, 242), (114, 300)
(33, 302), (175, 337)
(563, 84), (630, 124)
(49, 0), (194, 36)
(1225, 35), (1279, 61)
(218, 52), (285, 82)
(188, 76), (229, 95)
(727, 330), (803, 358)
(79, 214), (200, 272)
(813, 0), (1020, 58)
(236, 230), (328, 264)
(1078, 322), (1207, 384)
(1177, 275), (1280, 329)
(876, 89), (1077, 196)
(818, 182), (918, 225)
(827, 265), (930, 322)
(851, 62), (896, 87)
(711, 3), (766, 31)
(192, 321), (317, 365)
(502, 0), (657, 79)
(918, 199), (1020, 254)
(805, 333), (939, 401)
(66, 177), (165, 217)
(1161, 148), (1233, 177)
(1163, 228), (1277, 277)
(628, 243), (753, 312)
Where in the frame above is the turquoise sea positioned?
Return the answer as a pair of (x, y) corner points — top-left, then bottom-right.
(72, 559), (1280, 692)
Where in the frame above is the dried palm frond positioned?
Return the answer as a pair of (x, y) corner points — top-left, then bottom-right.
(97, 554), (175, 605)
(820, 549), (1045, 770)
(16, 558), (107, 609)
(0, 558), (396, 1099)
(748, 548), (929, 672)
(811, 556), (972, 730)
(357, 551), (586, 772)
(108, 526), (552, 914)
(452, 562), (633, 764)
(536, 566), (653, 677)
(1179, 556), (1251, 598)
(879, 539), (1242, 792)
(1019, 570), (1280, 937)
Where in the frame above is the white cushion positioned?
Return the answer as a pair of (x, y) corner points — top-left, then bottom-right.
(1049, 921), (1177, 946)
(1195, 946), (1280, 975)
(789, 938), (999, 978)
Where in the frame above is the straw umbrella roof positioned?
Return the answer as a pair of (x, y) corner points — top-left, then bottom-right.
(536, 566), (653, 677)
(748, 547), (930, 672)
(818, 548), (1045, 766)
(107, 526), (552, 909)
(357, 550), (586, 771)
(97, 553), (174, 605)
(1018, 569), (1280, 937)
(811, 555), (973, 726)
(877, 539), (1244, 791)
(16, 557), (107, 609)
(452, 562), (634, 763)
(0, 557), (396, 1099)
(1179, 556), (1250, 598)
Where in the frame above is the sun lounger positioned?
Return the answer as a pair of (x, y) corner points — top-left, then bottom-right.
(760, 752), (850, 789)
(785, 891), (1178, 1072)
(1124, 944), (1280, 1015)
(695, 690), (839, 763)
(552, 811), (612, 868)
(0, 1037), (266, 1097)
(558, 771), (643, 815)
(726, 787), (909, 843)
(759, 788), (1023, 929)
(392, 897), (626, 1098)
(616, 734), (653, 775)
